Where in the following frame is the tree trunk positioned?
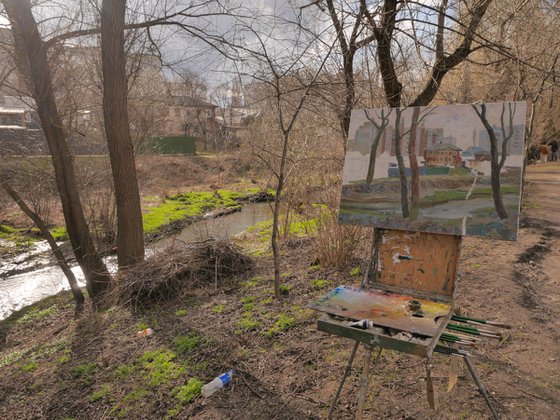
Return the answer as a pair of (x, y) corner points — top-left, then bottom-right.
(365, 131), (384, 184)
(3, 0), (111, 302)
(101, 0), (145, 268)
(0, 177), (85, 310)
(408, 107), (421, 220)
(393, 108), (409, 218)
(472, 105), (508, 219)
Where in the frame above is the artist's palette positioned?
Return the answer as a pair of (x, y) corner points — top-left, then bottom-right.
(308, 285), (451, 336)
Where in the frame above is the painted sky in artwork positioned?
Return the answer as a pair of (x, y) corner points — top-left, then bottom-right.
(339, 102), (526, 241)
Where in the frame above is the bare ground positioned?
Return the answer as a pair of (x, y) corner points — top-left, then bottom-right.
(0, 162), (559, 419)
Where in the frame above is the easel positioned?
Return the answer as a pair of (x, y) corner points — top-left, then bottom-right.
(310, 228), (501, 420)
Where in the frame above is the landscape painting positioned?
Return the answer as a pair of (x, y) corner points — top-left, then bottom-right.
(339, 102), (526, 241)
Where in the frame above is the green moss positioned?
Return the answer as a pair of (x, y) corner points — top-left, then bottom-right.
(139, 349), (185, 387)
(110, 387), (149, 418)
(350, 267), (361, 276)
(260, 297), (273, 305)
(312, 279), (327, 289)
(143, 189), (261, 236)
(175, 309), (187, 317)
(50, 226), (69, 241)
(135, 321), (150, 331)
(240, 296), (255, 304)
(115, 364), (136, 379)
(0, 224), (38, 249)
(244, 303), (255, 310)
(19, 361), (39, 372)
(174, 333), (201, 354)
(70, 363), (97, 385)
(262, 313), (296, 337)
(279, 285), (291, 295)
(1, 350), (25, 368)
(211, 304), (224, 313)
(235, 316), (260, 332)
(15, 305), (58, 325)
(90, 384), (111, 402)
(173, 377), (203, 404)
(308, 264), (321, 271)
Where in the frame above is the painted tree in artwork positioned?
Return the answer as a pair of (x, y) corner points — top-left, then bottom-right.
(407, 106), (421, 220)
(393, 108), (409, 218)
(472, 103), (516, 219)
(364, 108), (392, 184)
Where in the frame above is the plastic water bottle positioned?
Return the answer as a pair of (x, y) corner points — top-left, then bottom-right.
(201, 369), (235, 397)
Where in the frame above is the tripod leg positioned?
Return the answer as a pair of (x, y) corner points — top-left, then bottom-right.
(328, 341), (360, 419)
(464, 356), (500, 420)
(356, 345), (374, 420)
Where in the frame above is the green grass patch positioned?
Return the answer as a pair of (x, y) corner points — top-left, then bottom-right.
(424, 190), (468, 203)
(90, 384), (111, 402)
(110, 387), (149, 418)
(175, 309), (187, 317)
(470, 185), (519, 197)
(70, 363), (97, 385)
(139, 349), (185, 388)
(0, 224), (38, 249)
(143, 189), (263, 236)
(115, 364), (136, 379)
(0, 350), (25, 368)
(211, 304), (224, 313)
(312, 279), (328, 289)
(240, 296), (255, 304)
(350, 267), (361, 276)
(262, 313), (296, 337)
(174, 333), (201, 354)
(235, 315), (260, 333)
(50, 226), (69, 241)
(173, 377), (203, 404)
(15, 306), (59, 325)
(19, 361), (39, 372)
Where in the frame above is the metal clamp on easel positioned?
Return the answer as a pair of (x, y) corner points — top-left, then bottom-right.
(308, 102), (526, 419)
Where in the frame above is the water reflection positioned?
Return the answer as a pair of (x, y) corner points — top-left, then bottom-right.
(0, 202), (273, 320)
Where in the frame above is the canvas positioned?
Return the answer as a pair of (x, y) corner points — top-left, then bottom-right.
(339, 102), (526, 241)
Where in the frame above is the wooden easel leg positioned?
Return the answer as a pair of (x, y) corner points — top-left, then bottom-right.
(327, 341), (360, 419)
(464, 356), (500, 420)
(425, 358), (436, 409)
(355, 345), (374, 420)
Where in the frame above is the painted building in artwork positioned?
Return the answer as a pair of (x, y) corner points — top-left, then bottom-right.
(424, 143), (462, 167)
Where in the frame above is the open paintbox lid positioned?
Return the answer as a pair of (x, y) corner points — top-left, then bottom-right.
(372, 229), (461, 303)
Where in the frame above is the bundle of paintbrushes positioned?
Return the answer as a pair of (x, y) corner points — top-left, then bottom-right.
(439, 314), (510, 347)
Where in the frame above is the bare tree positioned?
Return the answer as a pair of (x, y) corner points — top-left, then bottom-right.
(472, 102), (516, 219)
(101, 0), (144, 268)
(0, 175), (85, 310)
(364, 108), (392, 184)
(2, 0), (111, 302)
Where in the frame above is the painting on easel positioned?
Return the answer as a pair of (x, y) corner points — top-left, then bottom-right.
(339, 102), (526, 240)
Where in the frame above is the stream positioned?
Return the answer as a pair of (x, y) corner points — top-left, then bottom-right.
(0, 202), (273, 320)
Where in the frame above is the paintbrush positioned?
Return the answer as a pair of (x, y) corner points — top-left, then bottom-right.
(434, 345), (471, 357)
(452, 315), (511, 329)
(446, 323), (502, 339)
(439, 336), (475, 347)
(441, 332), (479, 343)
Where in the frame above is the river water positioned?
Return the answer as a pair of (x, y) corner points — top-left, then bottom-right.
(0, 202), (273, 320)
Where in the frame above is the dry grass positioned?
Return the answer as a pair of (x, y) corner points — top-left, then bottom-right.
(115, 239), (253, 308)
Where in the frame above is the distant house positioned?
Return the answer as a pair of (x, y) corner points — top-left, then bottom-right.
(424, 143), (462, 167)
(165, 95), (218, 140)
(461, 146), (491, 173)
(0, 96), (46, 155)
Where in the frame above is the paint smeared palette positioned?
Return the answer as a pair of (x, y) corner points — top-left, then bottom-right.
(308, 285), (451, 336)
